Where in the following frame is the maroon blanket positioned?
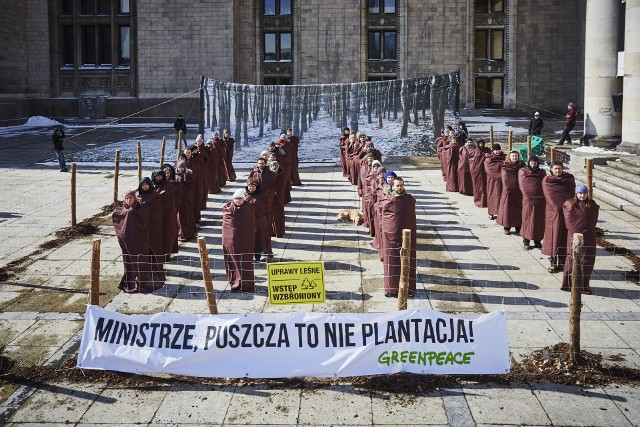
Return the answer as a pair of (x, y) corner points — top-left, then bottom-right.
(271, 169), (287, 238)
(205, 144), (221, 194)
(213, 138), (227, 187)
(562, 199), (600, 290)
(222, 200), (256, 292)
(457, 146), (473, 196)
(518, 168), (547, 241)
(484, 152), (506, 216)
(436, 136), (448, 180)
(176, 172), (197, 241)
(443, 142), (459, 192)
(468, 147), (488, 207)
(112, 205), (153, 293)
(223, 137), (237, 181)
(380, 193), (417, 295)
(541, 173), (576, 258)
(289, 135), (302, 186)
(154, 181), (178, 257)
(339, 136), (349, 176)
(497, 161), (525, 228)
(246, 186), (272, 257)
(138, 191), (165, 287)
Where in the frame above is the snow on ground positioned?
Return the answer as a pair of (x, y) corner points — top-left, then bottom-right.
(572, 146), (633, 156)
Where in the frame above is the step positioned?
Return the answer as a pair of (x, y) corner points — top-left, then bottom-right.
(610, 157), (640, 174)
(591, 172), (640, 206)
(593, 167), (640, 196)
(602, 161), (640, 185)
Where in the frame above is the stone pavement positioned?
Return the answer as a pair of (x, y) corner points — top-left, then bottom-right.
(1, 151), (639, 425)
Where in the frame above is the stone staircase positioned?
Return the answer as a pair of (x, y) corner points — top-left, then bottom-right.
(573, 154), (640, 219)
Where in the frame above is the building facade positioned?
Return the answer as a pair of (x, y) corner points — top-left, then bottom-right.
(11, 1), (638, 151)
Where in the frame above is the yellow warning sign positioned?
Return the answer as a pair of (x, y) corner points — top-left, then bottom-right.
(267, 261), (325, 305)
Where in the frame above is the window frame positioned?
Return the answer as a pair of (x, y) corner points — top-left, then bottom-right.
(263, 31), (292, 62)
(367, 30), (397, 61)
(264, 0), (291, 16)
(369, 0), (396, 14)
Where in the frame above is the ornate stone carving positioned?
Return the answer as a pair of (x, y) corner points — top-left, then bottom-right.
(61, 76), (74, 89)
(262, 61), (293, 76)
(367, 61), (397, 75)
(262, 15), (293, 30)
(474, 13), (506, 27)
(367, 14), (397, 29)
(474, 60), (505, 74)
(116, 75), (130, 89)
(79, 76), (111, 90)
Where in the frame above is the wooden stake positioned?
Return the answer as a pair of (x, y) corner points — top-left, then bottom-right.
(489, 125), (494, 146)
(71, 163), (77, 226)
(507, 131), (513, 153)
(160, 136), (166, 167)
(198, 236), (218, 314)
(585, 158), (594, 201)
(550, 146), (556, 165)
(114, 149), (120, 206)
(569, 233), (584, 365)
(137, 141), (142, 183)
(89, 239), (101, 306)
(527, 135), (532, 161)
(178, 130), (183, 157)
(397, 229), (412, 311)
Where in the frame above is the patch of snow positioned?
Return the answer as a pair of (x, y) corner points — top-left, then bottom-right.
(572, 146), (633, 156)
(24, 116), (64, 128)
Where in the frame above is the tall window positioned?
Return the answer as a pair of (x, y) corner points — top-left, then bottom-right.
(474, 0), (503, 13)
(60, 0), (132, 69)
(368, 31), (396, 61)
(475, 77), (503, 108)
(264, 0), (291, 16)
(264, 32), (291, 61)
(369, 0), (396, 14)
(475, 30), (503, 60)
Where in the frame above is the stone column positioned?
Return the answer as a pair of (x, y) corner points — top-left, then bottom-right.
(583, 0), (621, 145)
(620, 0), (640, 154)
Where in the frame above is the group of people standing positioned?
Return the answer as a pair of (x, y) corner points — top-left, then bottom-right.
(339, 128), (417, 298)
(112, 129), (238, 293)
(437, 126), (599, 294)
(221, 129), (302, 292)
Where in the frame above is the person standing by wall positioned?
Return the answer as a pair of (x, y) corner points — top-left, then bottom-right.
(558, 103), (577, 145)
(529, 112), (544, 136)
(173, 115), (187, 149)
(52, 127), (68, 172)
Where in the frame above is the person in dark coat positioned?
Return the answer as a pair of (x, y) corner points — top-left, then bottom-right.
(173, 115), (187, 149)
(287, 128), (303, 186)
(380, 177), (417, 297)
(443, 137), (459, 192)
(558, 102), (577, 145)
(212, 132), (227, 188)
(222, 129), (237, 182)
(339, 128), (351, 177)
(484, 143), (506, 220)
(269, 160), (286, 238)
(152, 169), (178, 260)
(136, 177), (165, 287)
(457, 140), (474, 196)
(435, 129), (448, 181)
(222, 189), (256, 292)
(193, 136), (210, 210)
(518, 156), (547, 250)
(245, 178), (272, 261)
(497, 151), (525, 235)
(205, 137), (221, 194)
(248, 157), (277, 223)
(112, 190), (153, 293)
(175, 161), (197, 241)
(51, 127), (69, 172)
(561, 184), (600, 294)
(529, 112), (543, 136)
(162, 163), (181, 254)
(542, 161), (576, 272)
(468, 139), (488, 207)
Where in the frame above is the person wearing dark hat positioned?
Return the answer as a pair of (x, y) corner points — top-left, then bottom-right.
(529, 112), (544, 136)
(518, 156), (547, 250)
(542, 161), (575, 272)
(51, 127), (69, 172)
(286, 128), (302, 186)
(442, 136), (459, 192)
(497, 151), (525, 235)
(112, 189), (154, 293)
(175, 161), (197, 242)
(245, 178), (272, 262)
(269, 160), (287, 238)
(212, 132), (227, 188)
(204, 136), (221, 194)
(222, 129), (237, 182)
(468, 140), (488, 207)
(561, 184), (599, 294)
(222, 189), (256, 292)
(339, 128), (351, 177)
(136, 176), (165, 288)
(558, 102), (577, 145)
(484, 143), (506, 220)
(152, 169), (178, 260)
(173, 115), (187, 149)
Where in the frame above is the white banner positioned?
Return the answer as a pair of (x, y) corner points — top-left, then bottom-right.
(77, 306), (510, 378)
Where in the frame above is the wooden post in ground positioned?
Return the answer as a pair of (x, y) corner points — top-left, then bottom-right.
(527, 135), (532, 161)
(137, 141), (142, 183)
(508, 131), (513, 153)
(160, 136), (166, 167)
(178, 130), (183, 158)
(569, 233), (584, 365)
(71, 163), (77, 226)
(89, 239), (101, 306)
(489, 126), (494, 146)
(197, 236), (218, 314)
(397, 229), (412, 311)
(585, 158), (594, 200)
(113, 149), (120, 206)
(550, 147), (556, 165)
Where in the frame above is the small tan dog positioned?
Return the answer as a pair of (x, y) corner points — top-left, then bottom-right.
(337, 209), (364, 225)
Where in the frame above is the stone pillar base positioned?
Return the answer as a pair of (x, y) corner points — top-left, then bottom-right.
(618, 141), (640, 155)
(580, 135), (621, 148)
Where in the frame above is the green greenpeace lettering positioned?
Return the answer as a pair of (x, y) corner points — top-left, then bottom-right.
(377, 350), (475, 366)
